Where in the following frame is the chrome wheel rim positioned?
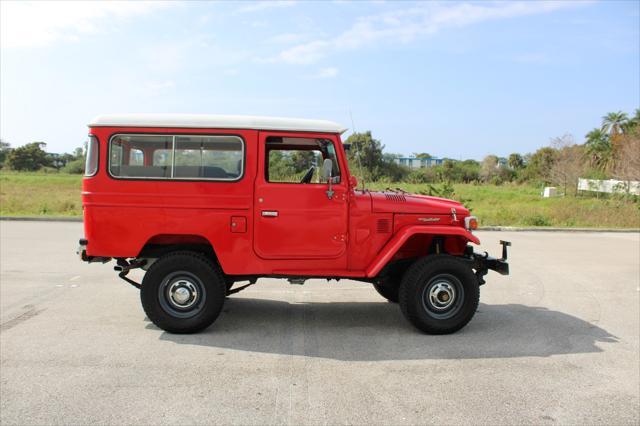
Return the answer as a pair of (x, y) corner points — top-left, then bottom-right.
(421, 273), (464, 319)
(159, 271), (206, 318)
(168, 279), (198, 309)
(428, 281), (456, 310)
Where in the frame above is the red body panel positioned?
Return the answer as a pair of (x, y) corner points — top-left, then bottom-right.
(83, 125), (479, 278)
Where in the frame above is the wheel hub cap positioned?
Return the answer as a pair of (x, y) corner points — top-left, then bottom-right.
(168, 279), (198, 309)
(428, 281), (456, 310)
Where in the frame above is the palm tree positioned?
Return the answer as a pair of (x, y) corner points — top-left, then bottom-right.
(601, 111), (629, 136)
(586, 128), (608, 144)
(585, 128), (612, 171)
(622, 108), (640, 133)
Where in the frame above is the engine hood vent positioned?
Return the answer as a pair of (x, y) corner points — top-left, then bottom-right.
(384, 193), (406, 202)
(370, 191), (468, 215)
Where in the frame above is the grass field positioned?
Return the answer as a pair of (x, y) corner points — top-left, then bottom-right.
(368, 182), (640, 228)
(1, 171), (639, 228)
(0, 172), (81, 217)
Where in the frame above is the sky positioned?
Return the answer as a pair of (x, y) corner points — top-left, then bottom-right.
(0, 0), (638, 159)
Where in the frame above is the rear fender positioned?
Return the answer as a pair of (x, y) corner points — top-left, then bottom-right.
(365, 225), (479, 278)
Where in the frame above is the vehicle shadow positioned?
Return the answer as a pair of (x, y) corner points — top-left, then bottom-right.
(154, 298), (617, 361)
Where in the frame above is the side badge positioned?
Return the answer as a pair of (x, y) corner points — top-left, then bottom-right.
(418, 217), (440, 223)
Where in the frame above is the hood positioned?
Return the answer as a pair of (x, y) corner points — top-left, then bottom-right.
(370, 191), (469, 216)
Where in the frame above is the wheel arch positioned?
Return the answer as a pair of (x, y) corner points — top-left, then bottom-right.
(136, 234), (222, 270)
(365, 225), (479, 278)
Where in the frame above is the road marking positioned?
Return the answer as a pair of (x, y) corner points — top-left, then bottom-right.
(69, 276), (80, 281)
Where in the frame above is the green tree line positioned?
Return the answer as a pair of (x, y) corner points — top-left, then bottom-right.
(344, 109), (640, 193)
(0, 141), (85, 173)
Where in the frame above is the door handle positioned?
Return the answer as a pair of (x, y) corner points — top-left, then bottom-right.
(261, 210), (279, 217)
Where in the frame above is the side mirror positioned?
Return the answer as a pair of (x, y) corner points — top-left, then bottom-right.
(321, 158), (334, 200)
(343, 143), (351, 152)
(321, 158), (333, 182)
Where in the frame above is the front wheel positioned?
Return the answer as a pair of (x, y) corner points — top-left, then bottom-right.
(141, 251), (226, 334)
(399, 255), (479, 334)
(373, 281), (400, 303)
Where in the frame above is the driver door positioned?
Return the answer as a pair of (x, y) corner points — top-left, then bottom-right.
(253, 132), (348, 260)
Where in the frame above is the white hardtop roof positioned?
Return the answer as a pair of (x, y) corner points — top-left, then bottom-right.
(89, 114), (347, 134)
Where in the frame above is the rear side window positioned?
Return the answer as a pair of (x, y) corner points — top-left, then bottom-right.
(174, 136), (243, 179)
(84, 135), (99, 176)
(110, 135), (172, 178)
(108, 134), (244, 180)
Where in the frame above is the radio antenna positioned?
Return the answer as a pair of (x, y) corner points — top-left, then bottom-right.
(349, 110), (366, 190)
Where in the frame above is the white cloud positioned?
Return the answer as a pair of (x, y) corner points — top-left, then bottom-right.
(274, 1), (585, 64)
(305, 67), (339, 79)
(235, 1), (297, 14)
(0, 1), (174, 49)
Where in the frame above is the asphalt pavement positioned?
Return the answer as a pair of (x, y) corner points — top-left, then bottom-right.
(1, 221), (638, 425)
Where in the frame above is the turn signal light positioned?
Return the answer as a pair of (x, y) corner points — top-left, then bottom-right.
(465, 216), (478, 231)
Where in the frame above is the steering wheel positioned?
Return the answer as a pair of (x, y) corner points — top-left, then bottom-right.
(300, 166), (315, 184)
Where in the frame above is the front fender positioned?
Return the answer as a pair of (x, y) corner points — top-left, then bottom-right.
(365, 225), (480, 278)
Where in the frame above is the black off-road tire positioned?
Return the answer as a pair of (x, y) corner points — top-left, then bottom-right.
(399, 255), (479, 334)
(373, 264), (409, 303)
(373, 281), (400, 303)
(141, 251), (226, 334)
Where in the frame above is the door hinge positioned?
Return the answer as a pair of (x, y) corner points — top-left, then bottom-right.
(330, 192), (347, 202)
(332, 233), (348, 243)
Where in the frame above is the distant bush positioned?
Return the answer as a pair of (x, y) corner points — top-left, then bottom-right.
(62, 159), (85, 174)
(417, 182), (455, 199)
(40, 167), (60, 174)
(522, 213), (552, 227)
(6, 142), (50, 171)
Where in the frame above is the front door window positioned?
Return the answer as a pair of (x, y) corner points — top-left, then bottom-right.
(265, 137), (341, 184)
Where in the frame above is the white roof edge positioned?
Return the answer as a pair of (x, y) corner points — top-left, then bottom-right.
(88, 114), (348, 134)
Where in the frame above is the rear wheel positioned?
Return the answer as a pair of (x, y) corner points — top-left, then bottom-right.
(399, 255), (479, 334)
(141, 251), (226, 334)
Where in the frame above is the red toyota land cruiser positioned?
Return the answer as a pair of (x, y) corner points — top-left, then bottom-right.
(79, 114), (509, 334)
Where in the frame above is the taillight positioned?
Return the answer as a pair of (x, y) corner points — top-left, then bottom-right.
(465, 216), (478, 231)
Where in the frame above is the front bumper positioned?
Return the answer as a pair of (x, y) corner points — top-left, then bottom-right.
(465, 240), (510, 284)
(471, 252), (509, 275)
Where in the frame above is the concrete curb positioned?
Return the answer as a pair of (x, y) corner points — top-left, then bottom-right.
(0, 216), (82, 222)
(1, 216), (638, 232)
(478, 226), (639, 233)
